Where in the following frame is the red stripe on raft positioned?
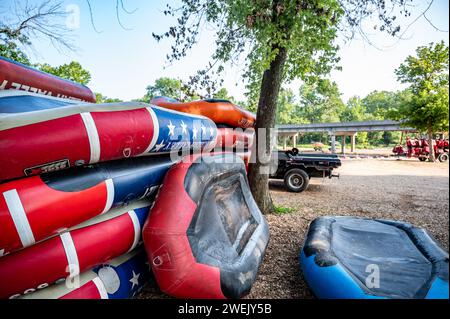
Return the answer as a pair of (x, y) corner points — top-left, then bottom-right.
(215, 128), (254, 149)
(60, 280), (102, 299)
(143, 160), (225, 299)
(0, 114), (91, 181)
(0, 176), (108, 254)
(91, 108), (154, 161)
(0, 108), (156, 181)
(0, 212), (136, 299)
(0, 58), (96, 102)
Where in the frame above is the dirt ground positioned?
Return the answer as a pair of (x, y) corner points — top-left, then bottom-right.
(139, 158), (449, 299)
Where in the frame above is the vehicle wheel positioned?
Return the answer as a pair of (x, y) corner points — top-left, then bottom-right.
(438, 153), (449, 162)
(418, 157), (427, 162)
(284, 169), (309, 193)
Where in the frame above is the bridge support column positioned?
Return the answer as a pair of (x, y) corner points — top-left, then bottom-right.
(330, 134), (336, 154)
(293, 134), (297, 148)
(351, 134), (356, 153)
(341, 136), (346, 155)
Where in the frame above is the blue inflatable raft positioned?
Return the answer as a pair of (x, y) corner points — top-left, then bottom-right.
(300, 216), (449, 299)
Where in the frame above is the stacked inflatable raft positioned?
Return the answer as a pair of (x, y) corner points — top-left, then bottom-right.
(0, 57), (269, 299)
(151, 96), (256, 169)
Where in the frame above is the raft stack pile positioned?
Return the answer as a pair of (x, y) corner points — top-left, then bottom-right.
(0, 56), (269, 299)
(0, 57), (214, 299)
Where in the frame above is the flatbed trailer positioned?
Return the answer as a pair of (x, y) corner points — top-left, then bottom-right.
(270, 148), (341, 192)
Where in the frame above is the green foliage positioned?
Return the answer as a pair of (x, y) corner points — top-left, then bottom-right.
(155, 0), (416, 99)
(154, 0), (347, 97)
(147, 77), (182, 99)
(392, 42), (449, 134)
(276, 88), (302, 124)
(95, 93), (123, 103)
(296, 79), (345, 124)
(36, 61), (91, 85)
(0, 42), (31, 65)
(395, 41), (449, 95)
(274, 205), (295, 214)
(213, 88), (236, 102)
(142, 77), (182, 102)
(340, 96), (366, 122)
(140, 77), (207, 103)
(361, 90), (399, 119)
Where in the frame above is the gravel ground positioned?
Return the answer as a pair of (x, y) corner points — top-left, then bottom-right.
(139, 158), (449, 299)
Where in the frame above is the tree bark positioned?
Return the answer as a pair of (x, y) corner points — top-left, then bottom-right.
(428, 128), (435, 162)
(248, 46), (288, 214)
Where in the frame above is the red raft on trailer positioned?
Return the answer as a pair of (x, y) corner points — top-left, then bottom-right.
(151, 96), (256, 128)
(0, 201), (150, 299)
(0, 56), (96, 102)
(0, 91), (217, 182)
(143, 153), (269, 299)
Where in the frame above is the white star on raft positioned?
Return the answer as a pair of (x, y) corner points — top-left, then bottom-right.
(129, 271), (140, 289)
(167, 121), (175, 136)
(192, 127), (198, 139)
(180, 120), (188, 134)
(154, 141), (166, 152)
(201, 126), (206, 136)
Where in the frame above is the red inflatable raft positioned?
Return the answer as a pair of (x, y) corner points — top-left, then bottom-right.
(151, 96), (256, 128)
(18, 248), (150, 299)
(0, 156), (173, 256)
(143, 153), (269, 299)
(215, 127), (254, 150)
(0, 56), (96, 102)
(0, 201), (150, 299)
(0, 92), (217, 182)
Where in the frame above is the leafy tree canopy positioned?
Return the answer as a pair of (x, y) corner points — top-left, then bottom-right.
(154, 0), (350, 98)
(276, 88), (301, 124)
(0, 42), (31, 65)
(143, 77), (182, 102)
(391, 41), (449, 161)
(296, 79), (345, 123)
(361, 90), (399, 119)
(36, 61), (91, 85)
(392, 41), (449, 134)
(213, 88), (235, 102)
(340, 96), (367, 122)
(95, 93), (123, 103)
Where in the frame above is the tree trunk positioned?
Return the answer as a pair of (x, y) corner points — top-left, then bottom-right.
(428, 129), (435, 162)
(248, 47), (288, 214)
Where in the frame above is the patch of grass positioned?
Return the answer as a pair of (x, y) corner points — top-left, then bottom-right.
(274, 205), (295, 214)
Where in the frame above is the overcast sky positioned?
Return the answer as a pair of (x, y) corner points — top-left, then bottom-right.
(6, 0), (449, 103)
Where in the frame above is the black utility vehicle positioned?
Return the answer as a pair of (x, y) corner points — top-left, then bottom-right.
(270, 148), (341, 192)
